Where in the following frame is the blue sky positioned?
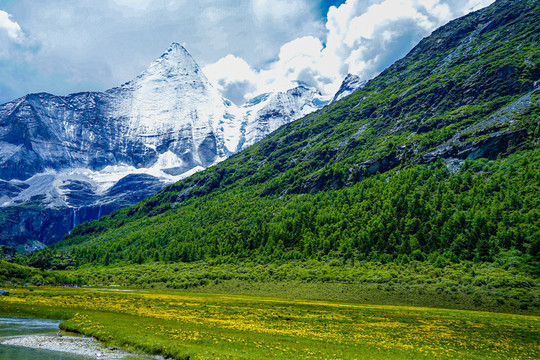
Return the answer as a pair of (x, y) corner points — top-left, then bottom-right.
(0, 0), (494, 105)
(320, 0), (347, 16)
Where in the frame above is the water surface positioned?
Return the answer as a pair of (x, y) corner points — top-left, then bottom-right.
(0, 317), (92, 360)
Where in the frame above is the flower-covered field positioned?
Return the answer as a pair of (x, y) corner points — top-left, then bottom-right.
(1, 287), (538, 360)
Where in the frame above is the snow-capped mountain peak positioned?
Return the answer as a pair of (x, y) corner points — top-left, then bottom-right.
(239, 85), (327, 150)
(332, 74), (367, 103)
(104, 42), (234, 172)
(0, 43), (328, 247)
(140, 43), (207, 84)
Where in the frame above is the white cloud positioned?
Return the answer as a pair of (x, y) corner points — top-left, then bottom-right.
(345, 1), (430, 41)
(0, 10), (24, 43)
(110, 0), (155, 11)
(0, 0), (322, 103)
(0, 0), (495, 104)
(206, 0), (496, 102)
(0, 10), (22, 60)
(0, 10), (35, 63)
(203, 55), (258, 105)
(204, 36), (336, 103)
(251, 0), (308, 21)
(265, 36), (326, 90)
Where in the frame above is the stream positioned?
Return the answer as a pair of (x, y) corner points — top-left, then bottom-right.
(0, 317), (92, 360)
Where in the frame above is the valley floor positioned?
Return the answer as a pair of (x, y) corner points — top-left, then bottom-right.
(0, 286), (538, 360)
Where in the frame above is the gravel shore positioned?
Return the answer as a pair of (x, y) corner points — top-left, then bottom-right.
(0, 334), (164, 359)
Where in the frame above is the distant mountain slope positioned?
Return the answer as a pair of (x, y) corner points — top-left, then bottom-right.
(48, 0), (539, 268)
(240, 86), (324, 150)
(0, 44), (325, 248)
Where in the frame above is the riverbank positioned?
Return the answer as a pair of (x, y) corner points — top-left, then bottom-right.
(0, 333), (164, 359)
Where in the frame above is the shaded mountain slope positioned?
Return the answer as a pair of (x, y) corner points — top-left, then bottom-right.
(48, 0), (539, 268)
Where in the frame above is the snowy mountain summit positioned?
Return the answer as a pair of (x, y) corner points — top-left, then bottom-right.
(0, 43), (327, 248)
(332, 74), (367, 102)
(107, 42), (236, 174)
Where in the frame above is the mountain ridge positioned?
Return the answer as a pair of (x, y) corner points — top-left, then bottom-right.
(0, 43), (330, 248)
(47, 0), (539, 270)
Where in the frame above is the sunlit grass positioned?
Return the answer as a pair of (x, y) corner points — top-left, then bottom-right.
(1, 287), (539, 359)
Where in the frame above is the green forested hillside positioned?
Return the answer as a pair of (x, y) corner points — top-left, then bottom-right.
(31, 0), (539, 281)
(53, 151), (539, 268)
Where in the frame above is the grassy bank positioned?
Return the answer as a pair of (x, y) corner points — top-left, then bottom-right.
(1, 287), (539, 360)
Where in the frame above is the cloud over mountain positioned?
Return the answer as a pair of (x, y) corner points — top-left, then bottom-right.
(0, 0), (494, 105)
(204, 0), (495, 104)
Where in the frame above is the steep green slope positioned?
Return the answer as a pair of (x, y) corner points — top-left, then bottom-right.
(45, 0), (539, 270)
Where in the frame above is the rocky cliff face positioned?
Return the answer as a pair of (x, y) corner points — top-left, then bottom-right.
(0, 44), (328, 248)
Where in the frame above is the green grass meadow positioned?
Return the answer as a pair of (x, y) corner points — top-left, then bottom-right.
(1, 286), (538, 360)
